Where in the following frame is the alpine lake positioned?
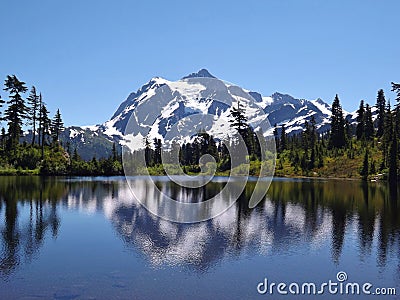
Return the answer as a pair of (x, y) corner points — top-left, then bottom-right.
(0, 176), (399, 299)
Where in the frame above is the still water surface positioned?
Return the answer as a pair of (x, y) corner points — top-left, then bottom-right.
(0, 176), (399, 299)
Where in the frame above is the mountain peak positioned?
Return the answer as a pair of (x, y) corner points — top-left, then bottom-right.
(182, 69), (216, 80)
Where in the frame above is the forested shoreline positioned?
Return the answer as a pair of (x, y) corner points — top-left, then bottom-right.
(0, 75), (122, 176)
(0, 74), (399, 183)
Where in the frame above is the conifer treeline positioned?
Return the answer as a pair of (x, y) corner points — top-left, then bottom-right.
(0, 75), (67, 174)
(65, 142), (123, 176)
(141, 84), (400, 182)
(142, 102), (263, 174)
(274, 85), (400, 183)
(1, 75), (65, 151)
(0, 74), (122, 175)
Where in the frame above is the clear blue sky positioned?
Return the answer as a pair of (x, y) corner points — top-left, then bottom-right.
(1, 0), (399, 126)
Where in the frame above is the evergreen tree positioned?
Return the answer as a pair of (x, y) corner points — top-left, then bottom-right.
(112, 142), (118, 161)
(356, 100), (365, 140)
(329, 94), (346, 148)
(291, 150), (300, 171)
(229, 100), (250, 154)
(309, 115), (317, 148)
(364, 104), (374, 140)
(317, 146), (324, 168)
(0, 128), (5, 149)
(252, 128), (262, 160)
(229, 100), (248, 134)
(217, 140), (230, 171)
(396, 106), (400, 141)
(0, 95), (4, 118)
(345, 120), (352, 145)
(66, 141), (71, 156)
(309, 147), (316, 169)
(144, 137), (153, 166)
(376, 89), (386, 137)
(391, 82), (400, 105)
(153, 138), (162, 165)
(37, 93), (43, 146)
(51, 109), (64, 142)
(3, 75), (28, 149)
(273, 124), (280, 153)
(229, 101), (258, 157)
(280, 124), (287, 151)
(389, 136), (398, 184)
(0, 103), (5, 153)
(72, 147), (80, 161)
(302, 118), (318, 151)
(300, 151), (308, 172)
(199, 132), (218, 159)
(91, 156), (99, 173)
(39, 102), (51, 159)
(302, 121), (311, 151)
(387, 82), (399, 182)
(181, 143), (189, 165)
(382, 101), (393, 168)
(27, 86), (40, 145)
(360, 149), (369, 180)
(370, 159), (376, 175)
(39, 102), (51, 145)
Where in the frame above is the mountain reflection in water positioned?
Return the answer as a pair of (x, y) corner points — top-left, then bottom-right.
(0, 176), (399, 278)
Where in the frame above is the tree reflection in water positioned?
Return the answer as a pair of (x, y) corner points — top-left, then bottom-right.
(0, 176), (399, 278)
(0, 177), (64, 276)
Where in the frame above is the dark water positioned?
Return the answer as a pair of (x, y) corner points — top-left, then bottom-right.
(0, 176), (399, 299)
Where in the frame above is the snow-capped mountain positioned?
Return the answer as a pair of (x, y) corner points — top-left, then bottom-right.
(60, 69), (358, 159)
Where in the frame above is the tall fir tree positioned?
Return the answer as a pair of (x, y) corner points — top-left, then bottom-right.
(39, 101), (51, 145)
(229, 100), (248, 134)
(392, 82), (400, 181)
(280, 124), (287, 151)
(309, 115), (317, 148)
(39, 101), (51, 159)
(356, 100), (365, 140)
(72, 147), (80, 161)
(112, 142), (118, 161)
(360, 149), (369, 180)
(27, 86), (40, 145)
(153, 138), (162, 165)
(393, 82), (400, 140)
(0, 95), (4, 119)
(302, 121), (311, 151)
(0, 128), (5, 150)
(0, 100), (4, 152)
(3, 75), (28, 150)
(376, 89), (386, 137)
(144, 137), (153, 166)
(382, 101), (393, 169)
(309, 147), (316, 169)
(229, 100), (257, 156)
(344, 119), (352, 146)
(388, 83), (399, 183)
(391, 82), (400, 105)
(396, 106), (400, 141)
(37, 93), (43, 146)
(364, 104), (374, 140)
(329, 94), (346, 148)
(51, 109), (64, 142)
(273, 124), (280, 153)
